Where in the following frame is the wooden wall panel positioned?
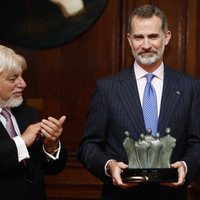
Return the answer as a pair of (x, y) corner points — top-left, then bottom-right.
(46, 166), (102, 200)
(157, 0), (188, 71)
(55, 0), (122, 150)
(196, 0), (200, 78)
(1, 0), (200, 199)
(185, 0), (199, 76)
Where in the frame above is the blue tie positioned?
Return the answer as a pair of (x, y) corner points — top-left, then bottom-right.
(143, 74), (158, 135)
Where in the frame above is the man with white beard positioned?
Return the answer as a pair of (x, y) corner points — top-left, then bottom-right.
(0, 45), (67, 200)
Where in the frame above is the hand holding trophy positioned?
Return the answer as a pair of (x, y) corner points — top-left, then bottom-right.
(121, 128), (178, 182)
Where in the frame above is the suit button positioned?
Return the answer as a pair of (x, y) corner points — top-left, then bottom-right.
(27, 178), (32, 184)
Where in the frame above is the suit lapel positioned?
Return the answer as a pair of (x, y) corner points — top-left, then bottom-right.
(118, 67), (146, 137)
(0, 122), (10, 139)
(11, 106), (29, 133)
(158, 67), (182, 136)
(117, 66), (182, 138)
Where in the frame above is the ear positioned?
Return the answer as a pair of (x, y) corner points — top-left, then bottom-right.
(165, 31), (171, 45)
(127, 33), (132, 46)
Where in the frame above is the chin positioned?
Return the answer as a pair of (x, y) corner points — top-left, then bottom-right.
(10, 98), (23, 108)
(0, 97), (23, 108)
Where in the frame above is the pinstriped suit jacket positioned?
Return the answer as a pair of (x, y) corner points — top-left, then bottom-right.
(78, 66), (200, 198)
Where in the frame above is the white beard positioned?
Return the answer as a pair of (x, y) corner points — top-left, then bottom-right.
(132, 42), (166, 66)
(137, 53), (161, 65)
(0, 97), (23, 108)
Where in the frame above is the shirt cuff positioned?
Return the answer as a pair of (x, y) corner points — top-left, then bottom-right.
(12, 136), (30, 162)
(42, 140), (61, 161)
(181, 161), (188, 174)
(104, 159), (116, 177)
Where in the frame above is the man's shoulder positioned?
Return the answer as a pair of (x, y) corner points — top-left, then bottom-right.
(97, 66), (133, 84)
(165, 66), (199, 91)
(165, 65), (198, 80)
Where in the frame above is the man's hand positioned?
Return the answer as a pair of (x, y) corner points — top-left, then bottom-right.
(21, 123), (41, 147)
(161, 161), (186, 188)
(41, 115), (66, 154)
(107, 160), (138, 189)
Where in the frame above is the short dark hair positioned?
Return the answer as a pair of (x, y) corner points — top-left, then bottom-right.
(128, 4), (168, 33)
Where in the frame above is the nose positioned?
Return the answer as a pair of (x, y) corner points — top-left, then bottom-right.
(17, 76), (26, 88)
(142, 38), (151, 49)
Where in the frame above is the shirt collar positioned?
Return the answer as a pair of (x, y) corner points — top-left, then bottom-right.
(133, 61), (164, 81)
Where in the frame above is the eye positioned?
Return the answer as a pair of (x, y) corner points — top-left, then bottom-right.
(8, 76), (17, 82)
(149, 34), (159, 40)
(133, 35), (144, 41)
(9, 78), (16, 82)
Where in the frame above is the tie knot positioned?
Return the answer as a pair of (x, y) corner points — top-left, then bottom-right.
(1, 109), (11, 120)
(146, 74), (154, 84)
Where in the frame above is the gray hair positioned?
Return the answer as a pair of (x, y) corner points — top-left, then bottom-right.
(0, 45), (27, 74)
(128, 4), (168, 33)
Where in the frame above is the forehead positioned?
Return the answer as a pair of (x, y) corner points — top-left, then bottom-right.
(130, 15), (163, 34)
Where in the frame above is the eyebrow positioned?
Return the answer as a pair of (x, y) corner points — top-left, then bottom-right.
(133, 33), (160, 38)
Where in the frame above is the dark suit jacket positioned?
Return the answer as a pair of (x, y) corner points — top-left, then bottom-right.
(78, 66), (200, 200)
(0, 103), (67, 200)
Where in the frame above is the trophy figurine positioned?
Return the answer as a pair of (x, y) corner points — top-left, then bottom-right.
(121, 128), (178, 182)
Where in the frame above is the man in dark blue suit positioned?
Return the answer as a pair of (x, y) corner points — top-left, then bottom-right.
(0, 45), (67, 200)
(78, 4), (200, 200)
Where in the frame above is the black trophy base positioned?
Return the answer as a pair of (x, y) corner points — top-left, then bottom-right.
(121, 168), (178, 183)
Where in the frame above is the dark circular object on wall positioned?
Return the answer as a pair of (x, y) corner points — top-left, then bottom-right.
(0, 0), (107, 49)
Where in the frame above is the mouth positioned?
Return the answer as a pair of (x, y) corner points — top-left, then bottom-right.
(13, 91), (23, 97)
(139, 51), (157, 57)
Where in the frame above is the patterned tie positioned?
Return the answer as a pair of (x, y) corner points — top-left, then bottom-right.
(1, 109), (17, 138)
(143, 74), (158, 135)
